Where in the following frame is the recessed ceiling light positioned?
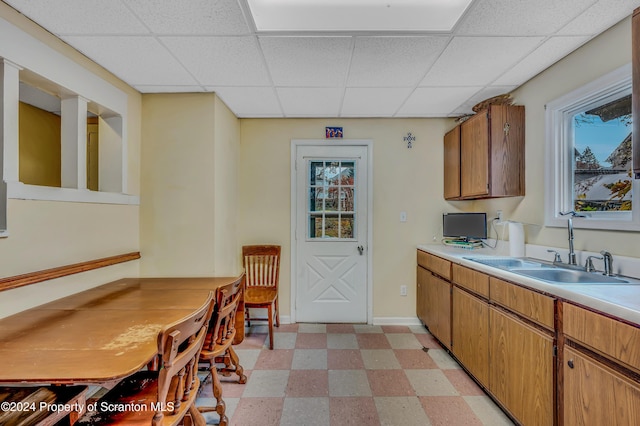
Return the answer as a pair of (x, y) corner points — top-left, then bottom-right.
(247, 0), (475, 32)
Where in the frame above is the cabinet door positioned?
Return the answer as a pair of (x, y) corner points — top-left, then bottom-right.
(452, 286), (488, 386)
(490, 307), (554, 426)
(564, 346), (640, 425)
(416, 266), (428, 325)
(460, 111), (489, 198)
(423, 271), (451, 349)
(443, 126), (461, 200)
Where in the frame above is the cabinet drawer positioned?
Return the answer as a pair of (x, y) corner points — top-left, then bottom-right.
(490, 277), (555, 330)
(417, 250), (451, 280)
(564, 303), (640, 374)
(452, 264), (489, 298)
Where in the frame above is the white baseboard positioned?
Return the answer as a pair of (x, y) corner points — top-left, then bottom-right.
(273, 316), (421, 326)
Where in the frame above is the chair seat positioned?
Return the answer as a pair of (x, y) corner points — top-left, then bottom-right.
(78, 371), (198, 426)
(244, 287), (278, 305)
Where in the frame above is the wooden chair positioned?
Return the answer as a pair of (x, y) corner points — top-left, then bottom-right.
(77, 292), (215, 426)
(242, 245), (281, 350)
(198, 274), (246, 426)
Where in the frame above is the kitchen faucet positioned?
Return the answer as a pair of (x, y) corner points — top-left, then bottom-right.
(559, 211), (586, 266)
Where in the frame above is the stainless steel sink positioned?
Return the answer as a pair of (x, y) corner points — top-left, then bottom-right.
(464, 257), (546, 270)
(464, 256), (635, 285)
(513, 268), (630, 284)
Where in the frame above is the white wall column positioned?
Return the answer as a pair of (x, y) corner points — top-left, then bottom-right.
(1, 59), (21, 184)
(61, 96), (87, 189)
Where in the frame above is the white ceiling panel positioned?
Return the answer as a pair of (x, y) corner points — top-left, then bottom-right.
(277, 88), (343, 117)
(347, 36), (449, 87)
(61, 36), (198, 86)
(126, 0), (251, 35)
(557, 0), (640, 36)
(397, 86), (482, 117)
(260, 37), (353, 87)
(455, 0), (594, 36)
(4, 0), (637, 117)
(341, 88), (413, 117)
(211, 86), (282, 117)
(161, 36), (270, 86)
(420, 36), (544, 87)
(133, 85), (206, 93)
(494, 36), (591, 86)
(4, 0), (148, 35)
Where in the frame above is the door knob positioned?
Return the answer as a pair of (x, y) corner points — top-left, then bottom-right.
(357, 245), (364, 255)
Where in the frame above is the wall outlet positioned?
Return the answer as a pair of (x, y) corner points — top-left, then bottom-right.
(496, 210), (503, 222)
(400, 285), (407, 296)
(400, 211), (407, 222)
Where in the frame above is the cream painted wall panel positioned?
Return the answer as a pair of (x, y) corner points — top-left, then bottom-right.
(213, 96), (241, 276)
(0, 199), (139, 276)
(140, 93), (217, 276)
(240, 118), (451, 319)
(475, 17), (636, 258)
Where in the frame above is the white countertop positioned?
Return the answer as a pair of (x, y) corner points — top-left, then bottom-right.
(418, 244), (640, 326)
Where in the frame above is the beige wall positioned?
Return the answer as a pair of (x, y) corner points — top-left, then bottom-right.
(0, 4), (141, 318)
(475, 16), (637, 258)
(239, 118), (455, 320)
(139, 93), (241, 277)
(18, 102), (61, 187)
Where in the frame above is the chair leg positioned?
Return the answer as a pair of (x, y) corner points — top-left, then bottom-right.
(267, 304), (274, 350)
(228, 347), (247, 384)
(198, 366), (228, 425)
(275, 297), (280, 327)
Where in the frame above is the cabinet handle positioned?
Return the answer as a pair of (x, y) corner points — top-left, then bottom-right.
(567, 359), (574, 369)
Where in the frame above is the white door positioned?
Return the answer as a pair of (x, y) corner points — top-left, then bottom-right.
(294, 143), (369, 323)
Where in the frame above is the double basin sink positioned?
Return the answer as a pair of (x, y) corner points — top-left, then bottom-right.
(464, 256), (635, 285)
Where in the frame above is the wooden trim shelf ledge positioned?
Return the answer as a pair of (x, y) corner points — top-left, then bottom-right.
(0, 252), (141, 292)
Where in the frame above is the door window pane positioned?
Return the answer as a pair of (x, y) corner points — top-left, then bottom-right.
(307, 160), (356, 239)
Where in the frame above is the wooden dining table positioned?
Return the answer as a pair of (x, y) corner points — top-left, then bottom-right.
(0, 276), (244, 386)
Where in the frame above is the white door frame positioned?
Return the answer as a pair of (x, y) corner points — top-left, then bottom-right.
(290, 139), (374, 324)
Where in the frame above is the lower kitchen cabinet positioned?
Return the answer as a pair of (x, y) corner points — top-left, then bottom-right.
(452, 286), (489, 386)
(489, 306), (554, 426)
(423, 270), (451, 349)
(564, 346), (640, 425)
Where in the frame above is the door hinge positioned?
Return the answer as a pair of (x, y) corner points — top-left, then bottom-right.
(553, 345), (557, 357)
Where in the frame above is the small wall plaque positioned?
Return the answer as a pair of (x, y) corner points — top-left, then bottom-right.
(325, 127), (343, 138)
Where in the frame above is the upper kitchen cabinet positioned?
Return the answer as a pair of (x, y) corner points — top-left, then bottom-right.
(444, 104), (525, 200)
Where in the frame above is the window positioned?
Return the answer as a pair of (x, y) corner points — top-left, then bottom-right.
(308, 160), (356, 239)
(545, 64), (640, 231)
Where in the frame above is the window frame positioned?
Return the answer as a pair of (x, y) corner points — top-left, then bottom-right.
(544, 63), (640, 231)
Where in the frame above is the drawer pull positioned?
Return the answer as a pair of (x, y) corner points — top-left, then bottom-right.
(568, 359), (574, 369)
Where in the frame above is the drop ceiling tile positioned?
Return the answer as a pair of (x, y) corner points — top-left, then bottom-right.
(61, 36), (198, 86)
(126, 0), (250, 35)
(396, 86), (482, 117)
(455, 0), (593, 35)
(210, 86), (282, 117)
(4, 0), (148, 35)
(260, 37), (353, 87)
(557, 0), (640, 36)
(161, 36), (270, 86)
(341, 88), (412, 117)
(420, 36), (544, 87)
(347, 36), (449, 87)
(494, 36), (590, 86)
(134, 85), (205, 93)
(276, 88), (343, 117)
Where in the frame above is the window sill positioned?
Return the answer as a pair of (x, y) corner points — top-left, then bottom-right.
(7, 182), (140, 205)
(545, 215), (640, 232)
